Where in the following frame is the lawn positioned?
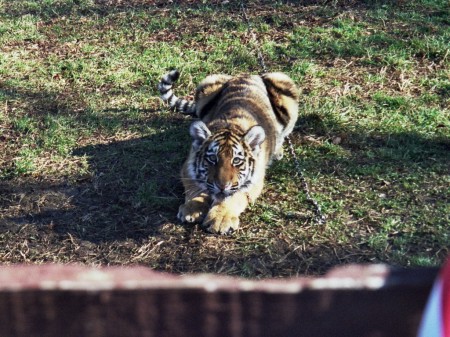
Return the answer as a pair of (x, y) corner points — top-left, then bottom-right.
(0, 0), (449, 277)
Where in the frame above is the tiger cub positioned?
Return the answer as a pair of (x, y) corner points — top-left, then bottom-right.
(158, 70), (299, 234)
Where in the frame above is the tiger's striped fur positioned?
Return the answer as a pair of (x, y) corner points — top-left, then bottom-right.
(158, 70), (299, 234)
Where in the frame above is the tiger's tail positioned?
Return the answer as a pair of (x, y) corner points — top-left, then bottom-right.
(158, 70), (196, 115)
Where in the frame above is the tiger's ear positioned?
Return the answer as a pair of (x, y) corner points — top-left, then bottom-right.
(190, 121), (211, 150)
(244, 126), (265, 154)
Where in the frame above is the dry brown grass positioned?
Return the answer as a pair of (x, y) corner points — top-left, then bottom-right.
(1, 0), (448, 276)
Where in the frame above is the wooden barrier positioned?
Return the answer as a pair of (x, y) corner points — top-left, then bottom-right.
(0, 264), (438, 337)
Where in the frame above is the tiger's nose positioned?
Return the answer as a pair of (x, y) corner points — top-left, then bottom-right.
(217, 182), (232, 192)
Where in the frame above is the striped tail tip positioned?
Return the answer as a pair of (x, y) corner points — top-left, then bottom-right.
(160, 70), (179, 88)
(158, 70), (179, 94)
(158, 69), (196, 116)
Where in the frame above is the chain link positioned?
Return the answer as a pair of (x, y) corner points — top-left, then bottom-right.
(286, 137), (326, 225)
(240, 2), (326, 225)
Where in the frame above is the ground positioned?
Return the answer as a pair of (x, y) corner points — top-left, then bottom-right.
(0, 0), (449, 277)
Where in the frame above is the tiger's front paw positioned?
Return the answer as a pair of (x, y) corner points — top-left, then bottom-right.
(202, 206), (240, 235)
(177, 200), (209, 224)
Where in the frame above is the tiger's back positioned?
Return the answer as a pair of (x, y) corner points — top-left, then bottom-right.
(158, 70), (299, 234)
(195, 73), (298, 161)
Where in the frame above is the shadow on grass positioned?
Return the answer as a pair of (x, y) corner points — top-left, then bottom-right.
(295, 113), (450, 176)
(2, 0), (240, 19)
(1, 114), (191, 243)
(2, 0), (437, 18)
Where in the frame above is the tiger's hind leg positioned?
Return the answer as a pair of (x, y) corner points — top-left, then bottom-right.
(262, 72), (299, 159)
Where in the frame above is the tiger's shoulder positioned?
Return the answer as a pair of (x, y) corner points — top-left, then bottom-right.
(158, 70), (299, 161)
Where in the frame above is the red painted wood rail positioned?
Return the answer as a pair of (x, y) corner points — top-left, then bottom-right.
(0, 264), (438, 337)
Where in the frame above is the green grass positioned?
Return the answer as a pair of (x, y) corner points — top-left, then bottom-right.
(0, 0), (449, 276)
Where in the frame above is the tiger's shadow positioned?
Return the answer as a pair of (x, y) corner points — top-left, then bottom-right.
(2, 114), (192, 243)
(69, 115), (193, 242)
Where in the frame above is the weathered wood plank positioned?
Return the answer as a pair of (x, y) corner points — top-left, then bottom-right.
(0, 264), (438, 337)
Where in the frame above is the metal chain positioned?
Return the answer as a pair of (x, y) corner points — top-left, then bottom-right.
(286, 137), (326, 225)
(240, 2), (326, 225)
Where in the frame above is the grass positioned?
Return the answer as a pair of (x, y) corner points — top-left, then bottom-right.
(0, 0), (449, 277)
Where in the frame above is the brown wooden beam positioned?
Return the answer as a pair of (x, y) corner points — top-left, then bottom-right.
(0, 264), (438, 337)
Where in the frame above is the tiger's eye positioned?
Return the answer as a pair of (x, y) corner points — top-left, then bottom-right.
(232, 157), (243, 165)
(206, 154), (217, 163)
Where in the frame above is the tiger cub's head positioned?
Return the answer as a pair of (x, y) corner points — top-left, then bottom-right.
(188, 121), (265, 199)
